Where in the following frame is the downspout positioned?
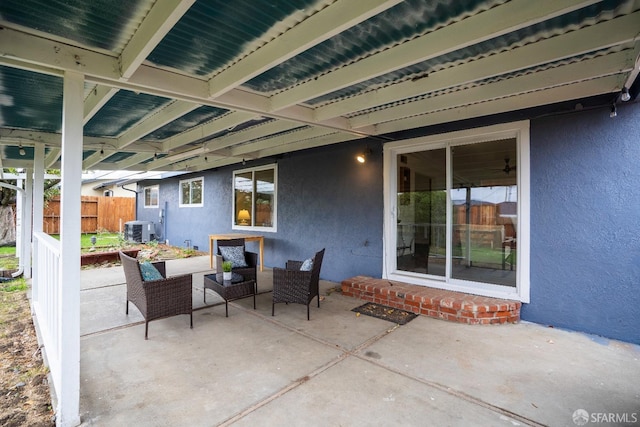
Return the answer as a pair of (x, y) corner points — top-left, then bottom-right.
(119, 184), (139, 220)
(0, 182), (26, 277)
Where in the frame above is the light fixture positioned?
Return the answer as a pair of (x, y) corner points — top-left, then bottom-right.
(242, 158), (246, 165)
(237, 209), (250, 225)
(610, 104), (617, 118)
(621, 87), (631, 102)
(356, 148), (372, 164)
(18, 144), (26, 156)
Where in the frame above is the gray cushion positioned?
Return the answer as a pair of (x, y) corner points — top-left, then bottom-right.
(219, 246), (248, 268)
(300, 257), (313, 271)
(140, 261), (163, 281)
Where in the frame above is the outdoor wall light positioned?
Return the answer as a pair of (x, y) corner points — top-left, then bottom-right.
(237, 209), (251, 225)
(18, 144), (26, 156)
(356, 148), (372, 163)
(620, 87), (631, 102)
(610, 104), (617, 118)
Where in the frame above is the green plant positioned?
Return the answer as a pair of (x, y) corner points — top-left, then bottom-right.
(222, 261), (233, 272)
(0, 256), (18, 270)
(0, 277), (28, 292)
(0, 246), (15, 256)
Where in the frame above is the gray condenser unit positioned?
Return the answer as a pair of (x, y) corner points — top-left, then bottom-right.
(124, 221), (155, 243)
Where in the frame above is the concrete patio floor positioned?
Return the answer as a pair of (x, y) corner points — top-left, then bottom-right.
(76, 256), (640, 426)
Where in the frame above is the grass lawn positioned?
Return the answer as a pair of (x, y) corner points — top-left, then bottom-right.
(1, 233), (126, 270)
(0, 246), (15, 256)
(49, 232), (123, 249)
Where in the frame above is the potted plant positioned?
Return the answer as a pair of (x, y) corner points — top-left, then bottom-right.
(222, 261), (233, 281)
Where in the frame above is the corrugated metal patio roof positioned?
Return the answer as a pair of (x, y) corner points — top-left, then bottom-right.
(0, 0), (638, 173)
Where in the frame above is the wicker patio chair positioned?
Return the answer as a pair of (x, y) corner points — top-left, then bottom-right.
(215, 238), (258, 286)
(272, 248), (325, 320)
(119, 251), (193, 339)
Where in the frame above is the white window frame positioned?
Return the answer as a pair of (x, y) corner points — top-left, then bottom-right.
(143, 185), (159, 208)
(383, 121), (530, 302)
(179, 177), (204, 207)
(232, 164), (277, 232)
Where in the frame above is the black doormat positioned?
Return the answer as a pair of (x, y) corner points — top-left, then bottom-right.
(351, 302), (418, 325)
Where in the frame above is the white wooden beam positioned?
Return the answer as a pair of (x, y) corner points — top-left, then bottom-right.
(83, 85), (119, 124)
(83, 1), (194, 123)
(115, 152), (155, 170)
(315, 11), (640, 121)
(205, 120), (303, 152)
(82, 149), (117, 170)
(0, 29), (372, 138)
(162, 111), (257, 152)
(375, 75), (622, 135)
(351, 50), (633, 128)
(117, 100), (201, 149)
(230, 126), (337, 156)
(268, 0), (602, 111)
(120, 0), (194, 79)
(153, 120), (303, 169)
(258, 132), (362, 158)
(165, 153), (229, 172)
(45, 148), (60, 168)
(207, 0), (402, 97)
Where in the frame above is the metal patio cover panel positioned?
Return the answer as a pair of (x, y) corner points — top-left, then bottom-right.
(0, 0), (638, 172)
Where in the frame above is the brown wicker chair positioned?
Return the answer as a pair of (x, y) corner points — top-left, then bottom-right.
(215, 238), (258, 287)
(272, 248), (325, 320)
(119, 251), (193, 339)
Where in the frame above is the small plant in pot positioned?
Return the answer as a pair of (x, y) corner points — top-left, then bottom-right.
(222, 261), (233, 280)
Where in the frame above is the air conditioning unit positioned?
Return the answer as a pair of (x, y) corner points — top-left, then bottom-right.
(124, 221), (155, 243)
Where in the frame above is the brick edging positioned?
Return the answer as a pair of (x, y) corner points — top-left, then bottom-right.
(341, 276), (520, 325)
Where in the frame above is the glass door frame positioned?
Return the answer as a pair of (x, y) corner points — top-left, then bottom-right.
(382, 121), (530, 302)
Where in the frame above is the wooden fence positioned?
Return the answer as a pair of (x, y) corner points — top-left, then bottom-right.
(43, 196), (135, 234)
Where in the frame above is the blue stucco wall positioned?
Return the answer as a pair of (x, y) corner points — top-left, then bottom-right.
(525, 102), (640, 344)
(137, 139), (384, 282)
(136, 102), (640, 344)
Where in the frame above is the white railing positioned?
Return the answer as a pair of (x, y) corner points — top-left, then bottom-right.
(32, 232), (63, 409)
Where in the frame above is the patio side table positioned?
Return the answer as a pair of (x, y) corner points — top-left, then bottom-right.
(203, 272), (256, 317)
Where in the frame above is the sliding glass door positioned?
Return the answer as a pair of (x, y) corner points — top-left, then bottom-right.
(450, 139), (517, 287)
(396, 149), (447, 277)
(385, 122), (529, 301)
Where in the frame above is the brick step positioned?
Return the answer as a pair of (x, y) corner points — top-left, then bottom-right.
(341, 276), (520, 325)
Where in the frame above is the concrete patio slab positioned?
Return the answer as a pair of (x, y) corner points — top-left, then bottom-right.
(75, 258), (640, 427)
(232, 356), (524, 427)
(360, 316), (640, 426)
(80, 305), (345, 426)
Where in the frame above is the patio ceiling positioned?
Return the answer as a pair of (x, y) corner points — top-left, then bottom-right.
(0, 0), (638, 173)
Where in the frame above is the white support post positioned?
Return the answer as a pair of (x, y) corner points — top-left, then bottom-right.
(57, 70), (83, 427)
(16, 178), (22, 260)
(32, 145), (45, 297)
(33, 145), (45, 233)
(24, 168), (33, 278)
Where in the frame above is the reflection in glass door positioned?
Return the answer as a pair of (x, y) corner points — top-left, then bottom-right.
(450, 139), (517, 287)
(395, 139), (518, 288)
(396, 149), (446, 277)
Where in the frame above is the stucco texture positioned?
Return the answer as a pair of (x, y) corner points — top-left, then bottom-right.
(137, 140), (384, 283)
(525, 102), (640, 344)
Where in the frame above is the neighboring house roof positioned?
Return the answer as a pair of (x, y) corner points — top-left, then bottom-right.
(82, 171), (186, 191)
(0, 0), (638, 173)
